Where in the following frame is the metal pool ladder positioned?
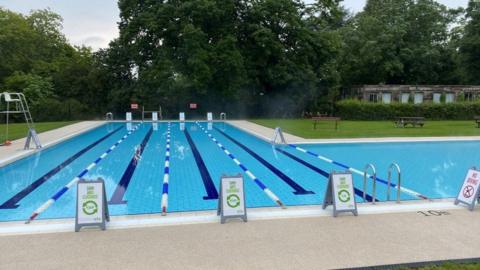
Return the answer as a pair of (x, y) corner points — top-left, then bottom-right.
(387, 163), (401, 203)
(363, 164), (377, 204)
(105, 112), (113, 121)
(220, 112), (226, 121)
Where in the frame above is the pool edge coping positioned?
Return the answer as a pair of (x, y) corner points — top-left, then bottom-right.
(0, 198), (470, 236)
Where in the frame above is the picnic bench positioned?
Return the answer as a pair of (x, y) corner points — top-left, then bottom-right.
(394, 117), (425, 128)
(474, 116), (480, 128)
(312, 116), (341, 130)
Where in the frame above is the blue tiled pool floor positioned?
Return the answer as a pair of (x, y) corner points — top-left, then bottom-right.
(0, 122), (475, 222)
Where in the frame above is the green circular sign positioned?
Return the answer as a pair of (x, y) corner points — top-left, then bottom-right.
(226, 194), (241, 208)
(82, 200), (98, 215)
(338, 190), (351, 203)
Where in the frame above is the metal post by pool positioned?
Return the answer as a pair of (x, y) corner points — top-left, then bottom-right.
(387, 163), (401, 203)
(363, 164), (376, 204)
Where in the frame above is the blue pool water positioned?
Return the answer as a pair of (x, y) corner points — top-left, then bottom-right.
(0, 122), (476, 221)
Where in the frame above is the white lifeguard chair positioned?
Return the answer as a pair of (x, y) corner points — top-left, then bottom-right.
(207, 112), (213, 122)
(179, 112), (185, 122)
(0, 92), (41, 149)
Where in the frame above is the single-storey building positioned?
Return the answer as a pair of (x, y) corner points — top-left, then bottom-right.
(353, 85), (480, 104)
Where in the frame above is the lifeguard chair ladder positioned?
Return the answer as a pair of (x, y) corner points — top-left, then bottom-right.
(0, 92), (42, 149)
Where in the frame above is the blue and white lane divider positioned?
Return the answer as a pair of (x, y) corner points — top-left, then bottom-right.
(161, 122), (171, 216)
(287, 144), (429, 200)
(26, 125), (140, 223)
(196, 122), (285, 208)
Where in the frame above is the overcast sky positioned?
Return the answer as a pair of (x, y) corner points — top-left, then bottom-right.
(0, 0), (469, 50)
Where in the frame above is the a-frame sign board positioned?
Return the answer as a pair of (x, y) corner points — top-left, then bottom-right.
(75, 178), (110, 232)
(217, 174), (247, 224)
(454, 168), (480, 211)
(323, 171), (358, 217)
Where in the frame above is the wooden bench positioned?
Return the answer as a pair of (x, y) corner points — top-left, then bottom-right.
(312, 117), (341, 130)
(395, 117), (425, 128)
(474, 116), (480, 128)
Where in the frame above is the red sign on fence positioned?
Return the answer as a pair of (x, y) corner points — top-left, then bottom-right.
(189, 103), (197, 109)
(131, 103), (139, 110)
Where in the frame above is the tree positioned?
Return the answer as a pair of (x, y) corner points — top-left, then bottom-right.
(460, 0), (480, 84)
(340, 0), (462, 89)
(110, 0), (343, 117)
(0, 8), (105, 120)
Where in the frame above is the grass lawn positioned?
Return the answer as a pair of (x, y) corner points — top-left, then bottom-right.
(251, 119), (480, 139)
(404, 263), (480, 269)
(0, 121), (77, 141)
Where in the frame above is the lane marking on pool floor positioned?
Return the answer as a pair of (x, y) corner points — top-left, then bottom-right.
(275, 148), (377, 202)
(161, 122), (171, 215)
(0, 126), (123, 209)
(184, 129), (218, 200)
(25, 125), (141, 224)
(287, 144), (429, 200)
(196, 122), (286, 208)
(214, 127), (314, 195)
(109, 127), (154, 204)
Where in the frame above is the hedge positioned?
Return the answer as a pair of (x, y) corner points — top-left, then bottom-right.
(336, 99), (480, 120)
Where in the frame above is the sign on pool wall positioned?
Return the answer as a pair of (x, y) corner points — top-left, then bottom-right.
(75, 178), (109, 232)
(217, 174), (247, 224)
(323, 171), (358, 217)
(455, 168), (480, 211)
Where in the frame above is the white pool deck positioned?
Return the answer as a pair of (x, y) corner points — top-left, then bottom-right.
(1, 120), (480, 269)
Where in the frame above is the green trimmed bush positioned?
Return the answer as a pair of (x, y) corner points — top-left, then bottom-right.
(336, 99), (480, 120)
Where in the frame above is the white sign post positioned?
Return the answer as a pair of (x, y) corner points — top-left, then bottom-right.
(454, 168), (480, 211)
(217, 174), (247, 224)
(75, 178), (109, 232)
(322, 171), (358, 217)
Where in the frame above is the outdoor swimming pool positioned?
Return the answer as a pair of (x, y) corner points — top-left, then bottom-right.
(0, 121), (476, 222)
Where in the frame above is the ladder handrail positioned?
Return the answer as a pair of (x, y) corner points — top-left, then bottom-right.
(105, 112), (113, 121)
(271, 127), (287, 145)
(387, 163), (401, 203)
(220, 112), (226, 121)
(363, 163), (377, 204)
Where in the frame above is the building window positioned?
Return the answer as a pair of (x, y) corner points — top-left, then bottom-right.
(368, 93), (378, 103)
(414, 93), (423, 104)
(382, 93), (391, 104)
(401, 93), (409, 103)
(465, 92), (474, 101)
(445, 93), (454, 103)
(433, 93), (441, 104)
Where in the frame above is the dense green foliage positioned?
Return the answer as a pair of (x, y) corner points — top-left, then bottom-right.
(1, 1), (480, 119)
(104, 0), (344, 117)
(460, 1), (480, 84)
(336, 99), (480, 120)
(340, 0), (463, 87)
(0, 8), (106, 121)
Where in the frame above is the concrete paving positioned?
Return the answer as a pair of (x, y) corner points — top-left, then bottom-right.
(227, 120), (305, 142)
(0, 121), (105, 167)
(0, 209), (479, 270)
